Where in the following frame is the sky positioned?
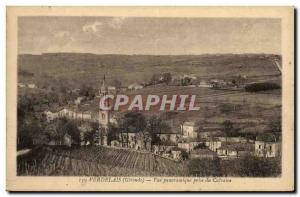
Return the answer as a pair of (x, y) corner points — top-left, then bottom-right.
(18, 17), (281, 55)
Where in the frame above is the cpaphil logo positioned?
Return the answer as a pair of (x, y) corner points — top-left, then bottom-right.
(99, 94), (200, 111)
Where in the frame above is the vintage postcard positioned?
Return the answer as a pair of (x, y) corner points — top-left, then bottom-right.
(6, 7), (294, 191)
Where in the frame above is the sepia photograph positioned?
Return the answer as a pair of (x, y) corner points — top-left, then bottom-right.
(6, 6), (294, 191)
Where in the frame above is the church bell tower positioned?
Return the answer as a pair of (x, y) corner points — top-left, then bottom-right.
(97, 75), (110, 146)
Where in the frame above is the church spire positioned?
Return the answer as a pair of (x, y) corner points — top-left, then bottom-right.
(100, 74), (108, 96)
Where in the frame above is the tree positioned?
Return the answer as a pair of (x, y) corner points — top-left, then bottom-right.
(269, 118), (281, 133)
(237, 156), (281, 177)
(65, 121), (81, 144)
(119, 112), (146, 147)
(162, 73), (172, 85)
(222, 120), (240, 137)
(112, 79), (122, 89)
(150, 73), (160, 85)
(188, 159), (221, 177)
(222, 120), (233, 136)
(220, 103), (233, 114)
(181, 77), (192, 86)
(146, 115), (170, 147)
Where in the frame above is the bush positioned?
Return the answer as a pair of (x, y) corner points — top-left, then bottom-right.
(188, 159), (221, 177)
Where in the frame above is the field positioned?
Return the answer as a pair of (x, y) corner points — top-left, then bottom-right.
(18, 53), (281, 89)
(17, 146), (187, 176)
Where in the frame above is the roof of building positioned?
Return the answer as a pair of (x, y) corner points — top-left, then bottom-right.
(190, 148), (217, 156)
(183, 122), (197, 127)
(256, 133), (277, 142)
(219, 143), (254, 152)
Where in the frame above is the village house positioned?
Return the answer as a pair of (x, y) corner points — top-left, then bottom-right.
(178, 140), (203, 153)
(155, 132), (182, 143)
(108, 86), (117, 92)
(205, 137), (248, 152)
(255, 140), (281, 158)
(57, 108), (93, 122)
(183, 74), (197, 80)
(198, 80), (213, 88)
(181, 121), (198, 138)
(254, 133), (281, 158)
(128, 84), (143, 90)
(205, 140), (222, 152)
(170, 147), (185, 160)
(27, 83), (37, 89)
(152, 140), (177, 154)
(44, 110), (59, 122)
(216, 143), (254, 159)
(118, 131), (151, 151)
(198, 129), (223, 139)
(64, 133), (72, 147)
(190, 148), (218, 160)
(74, 96), (85, 105)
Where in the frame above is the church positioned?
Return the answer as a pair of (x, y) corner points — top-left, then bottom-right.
(95, 75), (111, 146)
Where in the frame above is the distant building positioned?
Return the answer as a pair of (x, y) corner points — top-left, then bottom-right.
(108, 86), (116, 91)
(183, 74), (197, 80)
(170, 148), (181, 160)
(28, 83), (37, 89)
(181, 122), (198, 138)
(198, 130), (222, 138)
(198, 80), (213, 88)
(57, 108), (92, 121)
(118, 131), (151, 151)
(18, 83), (26, 88)
(128, 84), (143, 90)
(255, 141), (281, 158)
(153, 143), (176, 154)
(64, 133), (72, 147)
(155, 133), (181, 143)
(178, 141), (203, 153)
(190, 148), (218, 160)
(205, 137), (248, 152)
(44, 110), (59, 122)
(255, 134), (281, 158)
(217, 143), (254, 159)
(75, 96), (85, 105)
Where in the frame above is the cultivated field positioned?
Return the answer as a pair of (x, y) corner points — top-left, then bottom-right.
(17, 146), (187, 176)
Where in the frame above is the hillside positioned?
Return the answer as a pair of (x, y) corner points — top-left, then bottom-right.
(18, 53), (281, 89)
(18, 146), (187, 176)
